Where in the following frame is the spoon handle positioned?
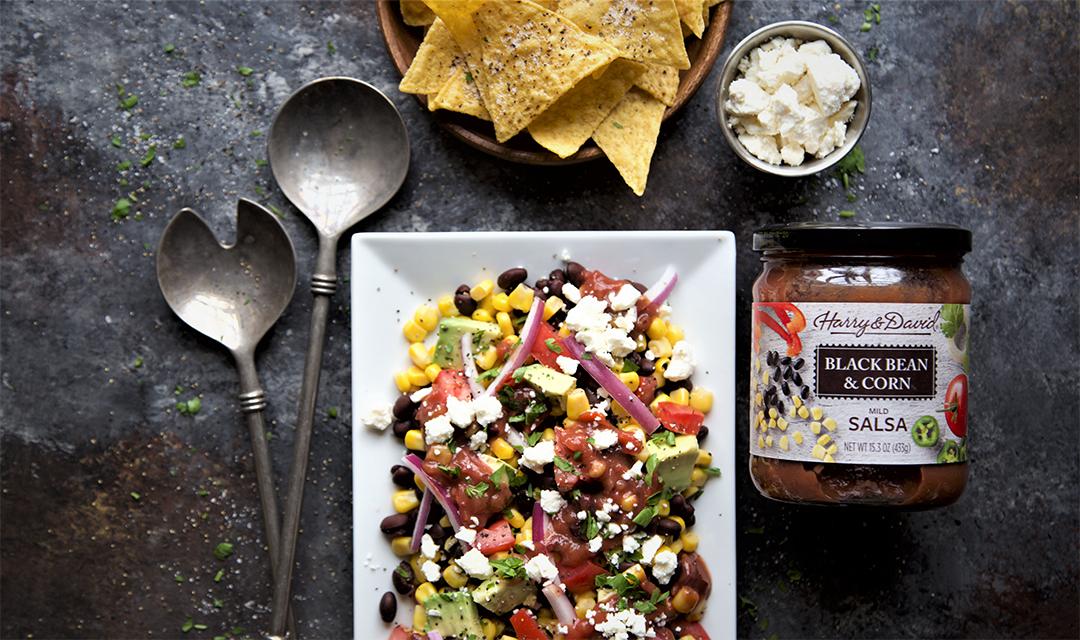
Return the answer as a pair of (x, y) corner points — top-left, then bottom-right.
(236, 354), (298, 639)
(271, 238), (337, 637)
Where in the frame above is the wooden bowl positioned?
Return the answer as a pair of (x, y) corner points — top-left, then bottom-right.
(376, 1), (734, 165)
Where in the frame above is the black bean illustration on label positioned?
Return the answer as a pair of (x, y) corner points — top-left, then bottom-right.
(815, 346), (936, 398)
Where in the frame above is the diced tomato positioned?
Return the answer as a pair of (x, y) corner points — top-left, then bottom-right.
(415, 370), (471, 424)
(530, 323), (564, 369)
(564, 619), (597, 640)
(387, 626), (422, 640)
(672, 621), (711, 640)
(475, 519), (515, 555)
(617, 428), (644, 455)
(510, 609), (549, 640)
(635, 374), (658, 406)
(560, 561), (607, 594)
(496, 335), (517, 361)
(656, 402), (705, 435)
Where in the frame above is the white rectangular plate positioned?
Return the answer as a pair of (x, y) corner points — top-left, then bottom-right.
(352, 231), (736, 639)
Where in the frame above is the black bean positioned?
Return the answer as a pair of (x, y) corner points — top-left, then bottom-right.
(656, 518), (683, 537)
(697, 426), (709, 443)
(391, 420), (413, 439)
(766, 351), (778, 367)
(801, 386), (810, 399)
(776, 400), (785, 415)
(497, 267), (528, 290)
(666, 379), (693, 393)
(773, 367), (783, 381)
(631, 281), (648, 293)
(428, 523), (447, 543)
(566, 261), (586, 286)
(393, 394), (417, 420)
(391, 465), (414, 488)
(547, 279), (564, 297)
(549, 268), (565, 281)
(380, 513), (411, 535)
(379, 592), (397, 622)
(780, 356), (792, 366)
(683, 510), (697, 528)
(455, 284), (470, 295)
(764, 386), (775, 399)
(454, 291), (477, 316)
(793, 357), (804, 370)
(534, 278), (550, 293)
(392, 562), (415, 594)
(669, 493), (688, 516)
(792, 372), (803, 386)
(783, 367), (793, 380)
(781, 381), (790, 396)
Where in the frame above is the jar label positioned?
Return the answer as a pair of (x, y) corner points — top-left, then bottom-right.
(750, 302), (970, 465)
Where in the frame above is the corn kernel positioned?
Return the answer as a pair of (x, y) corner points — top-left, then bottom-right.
(437, 564), (465, 589)
(413, 605), (427, 630)
(668, 387), (690, 405)
(415, 474), (425, 492)
(404, 429), (425, 451)
(798, 406), (810, 419)
(506, 508), (525, 530)
(566, 388), (589, 420)
(575, 593), (596, 618)
(754, 392), (764, 406)
(478, 294), (496, 315)
(619, 371), (641, 392)
(768, 407), (778, 419)
(439, 515), (450, 528)
(666, 323), (685, 343)
(767, 418), (777, 430)
(689, 388), (714, 413)
(682, 486), (700, 500)
(636, 333), (648, 352)
(810, 421), (822, 435)
(824, 452), (836, 463)
(669, 540), (684, 554)
(424, 363), (442, 382)
(811, 407), (824, 421)
(811, 444), (826, 460)
(414, 305), (439, 332)
(657, 499), (671, 517)
(691, 468), (708, 487)
(826, 443), (838, 455)
(481, 619), (499, 640)
(620, 494), (638, 512)
(392, 489), (419, 513)
(680, 530), (700, 553)
(624, 564), (647, 583)
(647, 317), (668, 340)
(817, 434), (831, 446)
(402, 319), (427, 342)
(539, 297), (563, 322)
(823, 417), (838, 432)
(470, 279), (494, 301)
(407, 366), (429, 387)
(649, 393), (671, 413)
(496, 311), (514, 338)
(793, 396), (803, 408)
(415, 582), (437, 603)
(475, 346), (498, 370)
(758, 434), (766, 448)
(394, 371), (412, 393)
(558, 325), (571, 338)
(696, 450), (713, 467)
(505, 283), (533, 312)
(409, 342), (432, 368)
(779, 435), (790, 451)
(437, 294), (459, 317)
(492, 292), (511, 312)
(471, 308), (494, 323)
(648, 337), (673, 358)
(764, 435), (774, 448)
(542, 428), (555, 442)
(653, 357), (670, 384)
(486, 438), (512, 461)
(788, 406), (797, 417)
(793, 431), (804, 445)
(391, 536), (414, 557)
(672, 587), (699, 614)
(777, 417), (788, 431)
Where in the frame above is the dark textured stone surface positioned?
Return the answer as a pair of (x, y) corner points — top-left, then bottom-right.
(1, 1), (1077, 638)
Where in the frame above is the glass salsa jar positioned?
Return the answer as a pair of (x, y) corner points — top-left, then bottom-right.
(749, 223), (972, 508)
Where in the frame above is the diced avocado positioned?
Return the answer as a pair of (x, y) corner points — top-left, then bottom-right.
(645, 434), (699, 491)
(472, 575), (536, 614)
(433, 317), (502, 367)
(515, 364), (576, 398)
(424, 590), (484, 639)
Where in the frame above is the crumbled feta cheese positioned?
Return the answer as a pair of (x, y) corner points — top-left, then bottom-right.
(410, 387), (432, 403)
(454, 528), (477, 546)
(594, 608), (649, 639)
(606, 522), (623, 537)
(613, 306), (637, 332)
(664, 340), (695, 381)
(360, 403), (393, 431)
(455, 548), (493, 579)
(565, 295), (609, 332)
(640, 535), (663, 564)
(556, 355), (579, 376)
(588, 537), (603, 553)
(427, 608), (442, 618)
(421, 560), (442, 583)
(608, 284), (641, 312)
(622, 460), (644, 480)
(468, 429), (488, 450)
(420, 534), (438, 559)
(651, 550), (678, 585)
(623, 534), (641, 554)
(445, 395), (475, 427)
(524, 553), (560, 583)
(472, 395), (503, 426)
(561, 282), (582, 303)
(424, 414), (454, 445)
(518, 539), (535, 551)
(520, 440), (555, 472)
(540, 489), (567, 514)
(560, 248), (573, 261)
(591, 429), (619, 450)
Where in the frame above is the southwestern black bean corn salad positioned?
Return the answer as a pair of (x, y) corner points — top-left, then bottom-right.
(369, 261), (718, 640)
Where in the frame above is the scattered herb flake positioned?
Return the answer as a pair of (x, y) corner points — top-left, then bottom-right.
(176, 396), (201, 415)
(868, 46), (879, 62)
(133, 355), (144, 368)
(327, 40), (336, 54)
(545, 338), (562, 354)
(111, 198), (132, 221)
(111, 135), (123, 148)
(116, 159), (132, 172)
(327, 407), (339, 419)
(838, 209), (856, 219)
(139, 144), (157, 167)
(643, 454), (659, 484)
(173, 137), (186, 150)
(131, 491), (142, 501)
(237, 66), (254, 77)
(119, 94), (139, 110)
(213, 541), (234, 560)
(250, 130), (262, 137)
(465, 481), (489, 499)
(254, 158), (268, 167)
(181, 71), (201, 88)
(213, 569), (225, 583)
(267, 204), (285, 219)
(181, 618), (194, 633)
(553, 456), (577, 474)
(164, 43), (176, 54)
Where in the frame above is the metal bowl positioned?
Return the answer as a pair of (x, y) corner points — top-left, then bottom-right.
(715, 20), (872, 177)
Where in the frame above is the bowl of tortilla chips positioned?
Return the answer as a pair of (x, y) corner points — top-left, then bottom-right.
(378, 0), (732, 195)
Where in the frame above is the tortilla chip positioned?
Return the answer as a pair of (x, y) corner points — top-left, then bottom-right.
(401, 0), (437, 27)
(557, 0), (690, 70)
(429, 67), (492, 121)
(592, 88), (666, 196)
(674, 0), (704, 37)
(528, 59), (645, 158)
(634, 62), (679, 106)
(399, 19), (463, 95)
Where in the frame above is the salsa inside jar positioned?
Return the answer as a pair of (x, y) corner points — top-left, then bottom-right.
(750, 223), (972, 508)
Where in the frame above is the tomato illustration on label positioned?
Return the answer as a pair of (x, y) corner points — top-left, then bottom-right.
(753, 302), (806, 356)
(944, 374), (967, 437)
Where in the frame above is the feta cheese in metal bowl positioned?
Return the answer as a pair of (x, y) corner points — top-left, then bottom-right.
(716, 21), (872, 177)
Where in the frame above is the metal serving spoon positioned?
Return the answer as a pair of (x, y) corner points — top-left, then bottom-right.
(156, 199), (298, 637)
(266, 77), (410, 636)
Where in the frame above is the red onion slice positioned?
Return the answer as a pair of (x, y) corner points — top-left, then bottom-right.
(460, 333), (485, 397)
(642, 266), (678, 307)
(426, 633), (444, 640)
(542, 583), (577, 627)
(531, 501), (549, 549)
(483, 297), (543, 396)
(402, 453), (463, 533)
(561, 336), (661, 434)
(408, 488), (434, 554)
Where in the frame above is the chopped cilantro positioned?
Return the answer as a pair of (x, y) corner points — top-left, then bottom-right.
(116, 159), (132, 172)
(465, 481), (489, 499)
(132, 355), (144, 368)
(119, 94), (139, 110)
(643, 454), (659, 485)
(611, 121), (624, 129)
(176, 396), (201, 415)
(437, 464), (461, 478)
(237, 66), (254, 77)
(634, 589), (668, 614)
(704, 466), (722, 477)
(868, 46), (879, 62)
(477, 367), (500, 382)
(835, 145), (865, 190)
(650, 430), (676, 448)
(213, 541), (234, 560)
(174, 573), (183, 583)
(490, 465), (509, 487)
(181, 618), (194, 633)
(490, 556), (525, 579)
(140, 144), (157, 167)
(181, 71), (201, 88)
(250, 130), (262, 137)
(326, 406), (338, 419)
(584, 513), (600, 540)
(254, 158), (268, 167)
(213, 598), (223, 608)
(595, 571), (639, 595)
(545, 338), (562, 354)
(632, 506), (657, 527)
(621, 360), (639, 374)
(525, 430), (544, 447)
(553, 456), (576, 474)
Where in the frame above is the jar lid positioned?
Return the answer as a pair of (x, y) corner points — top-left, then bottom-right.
(753, 222), (972, 254)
